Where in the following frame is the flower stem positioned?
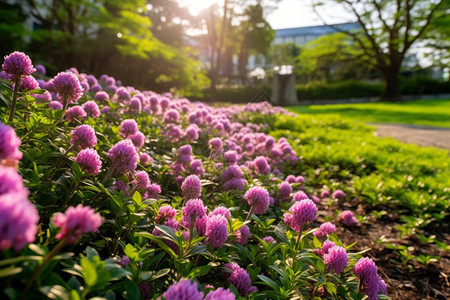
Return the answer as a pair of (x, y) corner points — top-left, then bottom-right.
(8, 76), (22, 123)
(101, 165), (116, 184)
(295, 224), (304, 251)
(21, 238), (67, 299)
(245, 205), (255, 222)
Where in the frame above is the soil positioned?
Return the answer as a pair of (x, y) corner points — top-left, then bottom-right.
(371, 123), (450, 150)
(316, 198), (450, 300)
(310, 123), (450, 299)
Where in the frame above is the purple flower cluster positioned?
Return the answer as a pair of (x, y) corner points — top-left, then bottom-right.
(277, 181), (292, 201)
(209, 206), (231, 219)
(53, 204), (102, 244)
(181, 199), (207, 236)
(208, 137), (223, 152)
(181, 175), (202, 200)
(341, 210), (358, 226)
(0, 189), (39, 251)
(70, 125), (97, 149)
(52, 72), (83, 104)
(82, 101), (101, 118)
(107, 139), (139, 174)
(262, 236), (275, 244)
(223, 263), (257, 296)
(75, 148), (102, 175)
(252, 156), (271, 175)
(139, 153), (153, 166)
(0, 122), (23, 161)
(354, 257), (387, 300)
(284, 199), (317, 232)
(0, 166), (38, 251)
(221, 165), (247, 191)
(18, 75), (39, 92)
(155, 205), (177, 224)
(135, 170), (150, 190)
(206, 214), (228, 249)
(2, 51), (36, 81)
(314, 222), (337, 237)
(235, 224), (250, 245)
(314, 239), (336, 257)
(293, 190), (309, 202)
(146, 183), (161, 199)
(65, 106), (87, 121)
(204, 288), (235, 300)
(162, 278), (203, 300)
(320, 190), (330, 198)
(244, 186), (270, 215)
(323, 246), (349, 274)
(332, 189), (346, 199)
(120, 119), (139, 138)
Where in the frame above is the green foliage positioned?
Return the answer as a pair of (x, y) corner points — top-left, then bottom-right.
(296, 80), (384, 100)
(399, 76), (450, 95)
(289, 98), (450, 128)
(313, 0), (445, 99)
(267, 42), (302, 67)
(270, 114), (450, 216)
(0, 81), (391, 299)
(295, 33), (372, 82)
(194, 86), (272, 103)
(5, 0), (209, 97)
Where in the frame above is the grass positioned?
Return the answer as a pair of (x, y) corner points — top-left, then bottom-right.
(269, 113), (450, 224)
(288, 98), (450, 128)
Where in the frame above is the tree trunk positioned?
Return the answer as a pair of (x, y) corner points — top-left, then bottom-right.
(381, 69), (401, 101)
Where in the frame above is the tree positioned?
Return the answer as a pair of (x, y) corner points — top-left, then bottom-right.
(236, 3), (274, 83)
(197, 0), (276, 93)
(421, 0), (450, 71)
(0, 2), (27, 55)
(295, 33), (373, 82)
(266, 42), (302, 67)
(313, 0), (445, 100)
(12, 0), (209, 96)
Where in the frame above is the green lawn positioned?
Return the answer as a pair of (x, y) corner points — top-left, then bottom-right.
(268, 113), (450, 219)
(288, 99), (450, 128)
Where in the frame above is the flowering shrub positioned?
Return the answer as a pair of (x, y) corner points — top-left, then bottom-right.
(0, 52), (389, 299)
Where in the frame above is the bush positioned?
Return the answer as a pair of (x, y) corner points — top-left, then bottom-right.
(399, 76), (450, 95)
(192, 86), (272, 104)
(296, 80), (384, 100)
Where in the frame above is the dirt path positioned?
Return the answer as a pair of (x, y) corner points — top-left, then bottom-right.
(370, 123), (450, 150)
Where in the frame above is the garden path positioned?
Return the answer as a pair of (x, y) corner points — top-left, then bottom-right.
(371, 123), (450, 150)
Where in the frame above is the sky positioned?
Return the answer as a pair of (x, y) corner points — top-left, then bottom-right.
(267, 0), (354, 29)
(178, 0), (354, 29)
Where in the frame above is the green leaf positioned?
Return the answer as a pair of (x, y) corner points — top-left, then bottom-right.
(135, 232), (178, 258)
(257, 275), (279, 291)
(39, 285), (70, 300)
(0, 255), (43, 267)
(80, 256), (98, 287)
(0, 266), (22, 277)
(85, 247), (99, 260)
(324, 281), (337, 295)
(187, 265), (211, 279)
(154, 224), (179, 244)
(124, 279), (140, 300)
(132, 191), (142, 206)
(124, 244), (139, 261)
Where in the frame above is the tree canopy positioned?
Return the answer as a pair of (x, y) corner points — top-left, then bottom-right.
(295, 33), (373, 82)
(313, 0), (445, 100)
(2, 0), (209, 96)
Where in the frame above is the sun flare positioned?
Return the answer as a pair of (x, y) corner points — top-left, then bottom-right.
(178, 0), (219, 16)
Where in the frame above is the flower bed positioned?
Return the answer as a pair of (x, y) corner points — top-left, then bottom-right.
(0, 52), (388, 299)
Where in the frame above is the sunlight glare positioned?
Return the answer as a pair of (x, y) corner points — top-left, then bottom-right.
(178, 0), (219, 16)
